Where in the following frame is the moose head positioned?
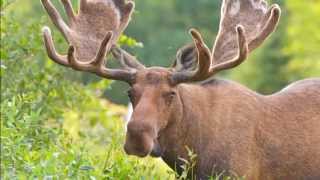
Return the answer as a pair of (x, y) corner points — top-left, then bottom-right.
(41, 0), (320, 179)
(41, 0), (280, 156)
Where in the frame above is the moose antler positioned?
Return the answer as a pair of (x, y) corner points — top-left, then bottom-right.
(41, 0), (141, 82)
(172, 0), (281, 83)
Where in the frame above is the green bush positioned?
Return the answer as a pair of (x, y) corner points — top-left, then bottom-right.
(0, 1), (173, 179)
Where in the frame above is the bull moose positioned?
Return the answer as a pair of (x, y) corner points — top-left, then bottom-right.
(40, 0), (320, 179)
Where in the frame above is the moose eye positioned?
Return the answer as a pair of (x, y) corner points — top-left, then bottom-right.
(163, 91), (176, 105)
(168, 91), (176, 98)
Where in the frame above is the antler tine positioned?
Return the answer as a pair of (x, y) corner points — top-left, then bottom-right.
(41, 0), (70, 40)
(67, 53), (134, 82)
(171, 29), (211, 83)
(93, 31), (113, 66)
(188, 29), (211, 81)
(67, 31), (110, 71)
(111, 46), (145, 70)
(66, 31), (134, 82)
(42, 27), (69, 66)
(61, 0), (76, 23)
(119, 53), (132, 70)
(210, 25), (248, 74)
(248, 4), (281, 51)
(43, 27), (117, 70)
(172, 26), (247, 83)
(119, 1), (135, 31)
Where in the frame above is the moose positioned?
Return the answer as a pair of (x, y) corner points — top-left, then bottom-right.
(41, 0), (320, 179)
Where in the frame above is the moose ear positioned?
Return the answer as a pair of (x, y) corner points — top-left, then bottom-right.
(172, 43), (198, 72)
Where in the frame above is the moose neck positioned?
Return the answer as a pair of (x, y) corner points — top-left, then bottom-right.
(158, 79), (264, 177)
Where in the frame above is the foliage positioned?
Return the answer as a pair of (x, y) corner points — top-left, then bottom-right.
(177, 147), (197, 180)
(283, 0), (320, 80)
(1, 1), (173, 179)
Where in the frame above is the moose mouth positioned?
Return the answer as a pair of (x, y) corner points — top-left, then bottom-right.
(124, 135), (163, 158)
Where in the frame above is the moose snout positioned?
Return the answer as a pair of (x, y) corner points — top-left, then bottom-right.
(124, 121), (157, 157)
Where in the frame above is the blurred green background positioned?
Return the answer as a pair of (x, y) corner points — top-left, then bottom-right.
(1, 0), (319, 179)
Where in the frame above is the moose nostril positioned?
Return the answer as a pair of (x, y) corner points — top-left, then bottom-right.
(124, 141), (151, 157)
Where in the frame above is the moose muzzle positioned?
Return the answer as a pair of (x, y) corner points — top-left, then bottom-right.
(124, 121), (159, 157)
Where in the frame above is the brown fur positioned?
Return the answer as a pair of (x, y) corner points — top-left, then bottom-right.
(124, 69), (320, 179)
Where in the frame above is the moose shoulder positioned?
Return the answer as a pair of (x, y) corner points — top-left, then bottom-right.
(40, 0), (320, 179)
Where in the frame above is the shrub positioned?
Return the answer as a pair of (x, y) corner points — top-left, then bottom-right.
(1, 1), (173, 179)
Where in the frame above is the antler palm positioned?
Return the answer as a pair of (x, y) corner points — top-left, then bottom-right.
(41, 0), (138, 82)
